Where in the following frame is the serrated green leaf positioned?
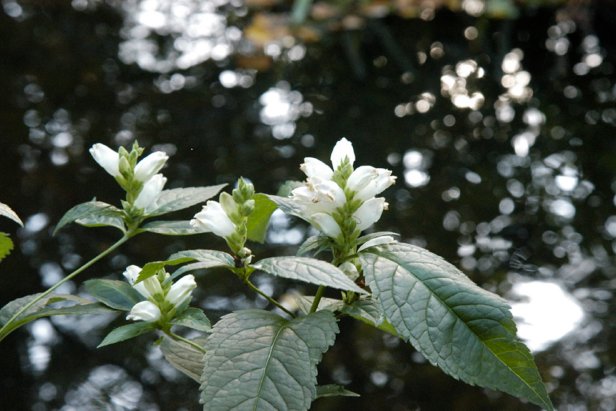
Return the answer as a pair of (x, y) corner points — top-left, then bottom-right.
(54, 201), (124, 235)
(160, 335), (206, 382)
(0, 232), (14, 262)
(146, 185), (226, 217)
(246, 193), (278, 243)
(84, 279), (143, 311)
(171, 307), (211, 332)
(253, 256), (367, 294)
(76, 211), (126, 232)
(168, 249), (235, 277)
(98, 322), (156, 347)
(297, 235), (331, 257)
(200, 310), (339, 411)
(0, 202), (23, 226)
(140, 220), (210, 235)
(316, 384), (360, 398)
(136, 257), (194, 283)
(360, 243), (553, 411)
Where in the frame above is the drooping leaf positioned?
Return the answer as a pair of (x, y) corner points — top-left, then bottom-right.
(54, 200), (124, 235)
(98, 321), (156, 347)
(136, 257), (194, 283)
(0, 232), (14, 262)
(297, 235), (330, 257)
(84, 279), (143, 311)
(171, 307), (211, 332)
(253, 256), (367, 294)
(246, 193), (278, 243)
(359, 243), (553, 411)
(160, 335), (206, 382)
(315, 384), (360, 399)
(146, 185), (226, 217)
(200, 310), (338, 411)
(140, 220), (210, 235)
(0, 202), (23, 226)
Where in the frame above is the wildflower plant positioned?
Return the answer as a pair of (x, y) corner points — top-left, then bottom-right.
(0, 139), (554, 410)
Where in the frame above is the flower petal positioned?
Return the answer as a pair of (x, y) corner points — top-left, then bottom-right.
(127, 301), (161, 322)
(353, 197), (386, 231)
(330, 137), (355, 170)
(166, 275), (197, 307)
(300, 157), (334, 180)
(190, 201), (236, 239)
(358, 235), (396, 252)
(89, 143), (120, 177)
(134, 151), (169, 182)
(134, 174), (167, 210)
(311, 212), (342, 238)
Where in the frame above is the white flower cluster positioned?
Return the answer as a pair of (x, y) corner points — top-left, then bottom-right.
(123, 265), (197, 323)
(89, 143), (169, 212)
(290, 138), (396, 240)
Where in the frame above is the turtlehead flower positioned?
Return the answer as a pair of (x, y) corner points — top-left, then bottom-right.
(133, 151), (169, 183)
(134, 174), (167, 211)
(89, 143), (120, 177)
(347, 166), (396, 201)
(127, 301), (161, 322)
(191, 200), (236, 239)
(123, 265), (163, 299)
(353, 197), (387, 231)
(330, 137), (355, 169)
(311, 213), (342, 238)
(166, 275), (197, 307)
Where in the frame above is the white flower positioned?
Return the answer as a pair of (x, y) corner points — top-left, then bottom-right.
(127, 301), (161, 322)
(300, 157), (334, 181)
(89, 143), (120, 177)
(330, 137), (355, 170)
(358, 235), (396, 252)
(166, 275), (197, 307)
(311, 212), (342, 238)
(123, 265), (163, 299)
(134, 174), (167, 210)
(133, 151), (169, 183)
(190, 200), (236, 238)
(353, 197), (387, 231)
(347, 166), (396, 201)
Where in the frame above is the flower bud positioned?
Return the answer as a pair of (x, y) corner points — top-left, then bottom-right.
(330, 137), (355, 170)
(133, 151), (169, 182)
(134, 174), (167, 211)
(353, 197), (386, 231)
(166, 275), (197, 307)
(127, 301), (161, 322)
(89, 144), (120, 177)
(123, 265), (164, 299)
(190, 201), (236, 239)
(311, 212), (342, 239)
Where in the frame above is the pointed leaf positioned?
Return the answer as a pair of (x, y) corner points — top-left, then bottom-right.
(140, 220), (210, 235)
(168, 249), (235, 274)
(360, 243), (553, 410)
(0, 202), (23, 226)
(316, 384), (360, 398)
(246, 193), (278, 243)
(0, 233), (14, 262)
(160, 335), (206, 382)
(200, 310), (338, 411)
(76, 212), (126, 232)
(357, 231), (399, 245)
(84, 279), (143, 311)
(146, 185), (226, 217)
(297, 235), (330, 257)
(171, 307), (211, 332)
(98, 322), (156, 347)
(253, 256), (367, 294)
(54, 201), (124, 235)
(136, 257), (194, 283)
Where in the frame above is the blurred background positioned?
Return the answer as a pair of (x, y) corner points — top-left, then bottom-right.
(1, 0), (615, 410)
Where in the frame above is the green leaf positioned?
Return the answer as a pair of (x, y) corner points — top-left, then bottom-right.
(0, 202), (23, 226)
(297, 235), (330, 257)
(267, 195), (302, 218)
(136, 257), (194, 283)
(246, 193), (278, 243)
(54, 200), (124, 235)
(360, 243), (553, 411)
(357, 231), (399, 245)
(253, 256), (367, 294)
(171, 307), (211, 332)
(98, 322), (156, 347)
(140, 220), (210, 235)
(316, 384), (360, 398)
(276, 180), (303, 197)
(146, 185), (226, 217)
(0, 233), (14, 262)
(168, 249), (235, 279)
(160, 335), (206, 382)
(200, 310), (339, 411)
(84, 279), (143, 311)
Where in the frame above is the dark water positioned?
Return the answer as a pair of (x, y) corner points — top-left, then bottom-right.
(1, 1), (615, 410)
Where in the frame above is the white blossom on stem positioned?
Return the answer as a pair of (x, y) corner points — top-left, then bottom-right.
(127, 301), (161, 322)
(134, 174), (167, 211)
(347, 166), (396, 201)
(353, 197), (387, 231)
(166, 275), (197, 307)
(89, 144), (120, 177)
(123, 265), (163, 299)
(330, 137), (355, 169)
(311, 213), (342, 238)
(190, 201), (236, 239)
(133, 151), (169, 183)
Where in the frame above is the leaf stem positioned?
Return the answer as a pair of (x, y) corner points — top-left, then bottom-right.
(310, 285), (326, 313)
(244, 279), (295, 318)
(165, 330), (206, 354)
(0, 232), (134, 342)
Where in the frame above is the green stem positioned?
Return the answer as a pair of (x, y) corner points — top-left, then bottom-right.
(310, 285), (326, 313)
(244, 279), (295, 318)
(0, 232), (134, 342)
(166, 331), (206, 354)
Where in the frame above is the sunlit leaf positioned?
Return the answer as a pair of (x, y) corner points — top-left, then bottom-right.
(253, 256), (367, 294)
(160, 335), (205, 383)
(171, 307), (211, 332)
(0, 202), (23, 226)
(167, 249), (235, 279)
(0, 233), (14, 262)
(98, 322), (156, 347)
(53, 200), (124, 235)
(200, 310), (338, 411)
(84, 279), (143, 311)
(246, 193), (277, 243)
(360, 243), (554, 410)
(146, 185), (226, 217)
(136, 257), (194, 283)
(297, 235), (330, 257)
(140, 220), (210, 235)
